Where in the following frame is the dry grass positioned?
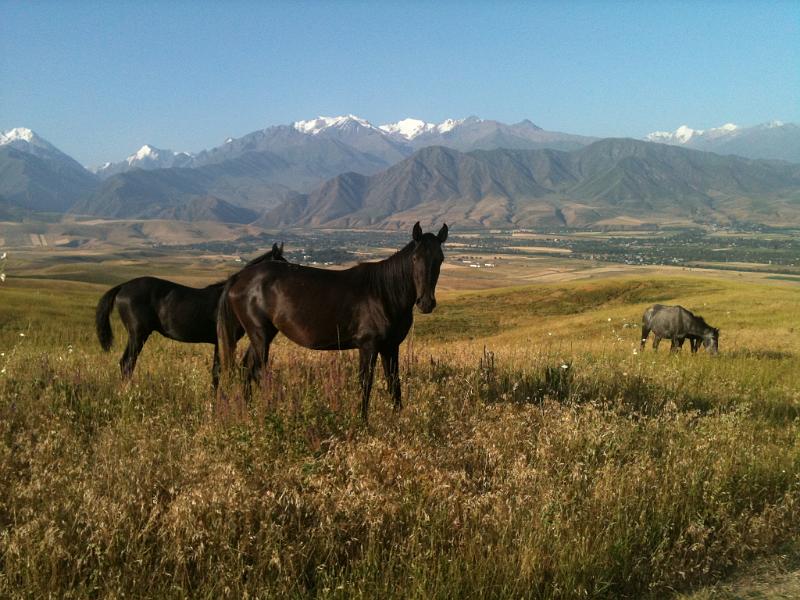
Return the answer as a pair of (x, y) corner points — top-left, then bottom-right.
(1, 272), (799, 598)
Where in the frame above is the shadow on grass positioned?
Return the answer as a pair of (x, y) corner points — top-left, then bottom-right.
(724, 349), (794, 360)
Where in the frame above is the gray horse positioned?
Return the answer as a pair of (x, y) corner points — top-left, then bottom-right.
(641, 304), (719, 354)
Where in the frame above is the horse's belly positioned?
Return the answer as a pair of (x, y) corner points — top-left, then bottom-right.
(276, 319), (356, 351)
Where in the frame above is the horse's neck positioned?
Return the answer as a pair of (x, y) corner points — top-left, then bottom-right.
(688, 318), (710, 336)
(366, 249), (416, 315)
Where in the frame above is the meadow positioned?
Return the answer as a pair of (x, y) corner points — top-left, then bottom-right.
(1, 251), (799, 598)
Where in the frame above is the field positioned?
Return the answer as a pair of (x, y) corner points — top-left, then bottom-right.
(1, 239), (799, 598)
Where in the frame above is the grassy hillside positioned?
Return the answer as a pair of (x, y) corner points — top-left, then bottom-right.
(1, 269), (799, 598)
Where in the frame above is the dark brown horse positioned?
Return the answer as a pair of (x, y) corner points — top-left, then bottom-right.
(95, 244), (286, 387)
(217, 222), (448, 420)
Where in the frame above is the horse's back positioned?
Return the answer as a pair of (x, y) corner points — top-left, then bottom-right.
(646, 304), (695, 337)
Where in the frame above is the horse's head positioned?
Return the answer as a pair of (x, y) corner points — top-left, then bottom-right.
(703, 327), (720, 355)
(270, 242), (287, 262)
(410, 221), (448, 314)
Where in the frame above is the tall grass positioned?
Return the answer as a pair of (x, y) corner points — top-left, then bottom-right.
(1, 275), (799, 598)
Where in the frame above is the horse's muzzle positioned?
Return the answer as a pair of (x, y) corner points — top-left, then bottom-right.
(416, 297), (436, 314)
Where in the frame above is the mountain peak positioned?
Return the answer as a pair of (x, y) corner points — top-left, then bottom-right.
(647, 122), (744, 144)
(379, 118), (435, 139)
(292, 114), (376, 135)
(133, 144), (157, 159)
(378, 117), (467, 139)
(0, 127), (55, 151)
(515, 119), (542, 130)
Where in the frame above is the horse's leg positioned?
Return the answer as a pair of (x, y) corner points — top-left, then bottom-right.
(247, 324), (278, 387)
(670, 337), (681, 353)
(640, 326), (650, 351)
(380, 345), (401, 411)
(653, 335), (662, 351)
(359, 345), (379, 422)
(691, 338), (700, 354)
(120, 330), (149, 378)
(241, 344), (255, 379)
(211, 344), (220, 390)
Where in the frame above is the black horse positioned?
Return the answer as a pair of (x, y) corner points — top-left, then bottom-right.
(641, 304), (719, 354)
(217, 222), (448, 421)
(95, 244), (286, 386)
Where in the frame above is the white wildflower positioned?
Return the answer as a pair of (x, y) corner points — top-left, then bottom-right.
(0, 274), (5, 283)
(0, 252), (6, 260)
(19, 333), (25, 337)
(560, 364), (569, 370)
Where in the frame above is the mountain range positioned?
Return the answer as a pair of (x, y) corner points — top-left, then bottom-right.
(1, 116), (799, 229)
(260, 139), (800, 229)
(646, 121), (800, 163)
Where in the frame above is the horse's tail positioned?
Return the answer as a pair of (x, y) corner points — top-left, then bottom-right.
(216, 279), (240, 372)
(96, 284), (123, 351)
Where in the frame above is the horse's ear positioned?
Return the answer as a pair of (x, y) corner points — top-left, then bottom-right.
(279, 241), (284, 253)
(437, 223), (448, 243)
(412, 221), (423, 242)
(272, 242), (280, 255)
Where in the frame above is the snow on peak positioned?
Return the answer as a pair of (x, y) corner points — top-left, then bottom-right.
(124, 144), (191, 166)
(765, 120), (785, 128)
(379, 118), (436, 139)
(0, 127), (53, 150)
(292, 114), (376, 135)
(1, 127), (35, 144)
(379, 117), (466, 139)
(437, 118), (465, 133)
(134, 144), (157, 160)
(674, 125), (697, 143)
(646, 122), (741, 144)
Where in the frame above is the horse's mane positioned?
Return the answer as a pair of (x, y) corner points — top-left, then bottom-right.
(691, 312), (718, 333)
(361, 240), (416, 306)
(209, 246), (284, 287)
(245, 246), (284, 268)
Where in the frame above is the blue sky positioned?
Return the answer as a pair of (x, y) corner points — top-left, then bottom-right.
(2, 0), (798, 166)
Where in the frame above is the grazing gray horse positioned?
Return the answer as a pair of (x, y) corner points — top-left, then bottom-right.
(641, 304), (719, 354)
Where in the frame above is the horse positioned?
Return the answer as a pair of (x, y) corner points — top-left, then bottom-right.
(95, 243), (286, 387)
(641, 304), (719, 354)
(217, 222), (448, 421)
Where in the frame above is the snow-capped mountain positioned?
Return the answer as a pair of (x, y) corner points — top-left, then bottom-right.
(378, 118), (465, 140)
(94, 144), (193, 178)
(646, 123), (740, 144)
(292, 114), (380, 135)
(1, 127), (88, 169)
(0, 127), (99, 213)
(646, 121), (800, 162)
(284, 114), (591, 152)
(289, 114), (412, 163)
